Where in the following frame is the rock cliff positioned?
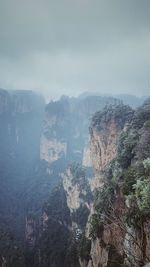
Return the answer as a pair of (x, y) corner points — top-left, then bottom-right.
(40, 96), (121, 166)
(0, 90), (149, 267)
(40, 99), (69, 165)
(86, 101), (150, 267)
(0, 89), (45, 267)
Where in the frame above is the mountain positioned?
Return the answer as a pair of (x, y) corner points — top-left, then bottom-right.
(40, 95), (121, 166)
(0, 89), (150, 267)
(38, 99), (150, 267)
(0, 90), (120, 266)
(78, 91), (147, 108)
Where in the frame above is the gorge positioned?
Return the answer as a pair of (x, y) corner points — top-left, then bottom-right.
(0, 88), (150, 267)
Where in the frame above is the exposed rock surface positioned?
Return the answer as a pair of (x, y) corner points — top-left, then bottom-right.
(0, 90), (149, 267)
(86, 102), (150, 267)
(90, 105), (133, 174)
(63, 168), (81, 211)
(82, 146), (92, 167)
(90, 120), (119, 174)
(40, 96), (121, 166)
(63, 166), (91, 213)
(40, 135), (67, 163)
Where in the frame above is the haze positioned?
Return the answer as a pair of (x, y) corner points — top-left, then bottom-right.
(0, 0), (150, 99)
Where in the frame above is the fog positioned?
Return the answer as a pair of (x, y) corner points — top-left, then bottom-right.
(0, 0), (150, 99)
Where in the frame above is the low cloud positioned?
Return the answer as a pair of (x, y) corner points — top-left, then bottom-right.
(0, 0), (150, 99)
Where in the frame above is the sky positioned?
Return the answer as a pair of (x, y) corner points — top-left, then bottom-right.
(0, 0), (150, 100)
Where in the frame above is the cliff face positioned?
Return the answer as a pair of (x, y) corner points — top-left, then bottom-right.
(39, 165), (92, 267)
(40, 99), (69, 165)
(0, 89), (10, 114)
(0, 89), (45, 163)
(17, 98), (150, 267)
(63, 167), (82, 211)
(63, 164), (92, 230)
(0, 92), (121, 267)
(90, 119), (119, 174)
(84, 105), (131, 267)
(0, 90), (149, 267)
(38, 103), (135, 267)
(87, 193), (126, 267)
(40, 96), (121, 167)
(87, 101), (150, 267)
(40, 134), (67, 163)
(0, 89), (46, 266)
(0, 88), (45, 114)
(90, 105), (133, 174)
(63, 166), (91, 211)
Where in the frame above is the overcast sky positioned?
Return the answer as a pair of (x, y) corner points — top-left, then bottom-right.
(0, 0), (150, 99)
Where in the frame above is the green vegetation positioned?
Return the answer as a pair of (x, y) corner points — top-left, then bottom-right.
(133, 98), (150, 129)
(69, 162), (93, 203)
(72, 205), (90, 229)
(117, 129), (139, 168)
(40, 185), (71, 267)
(89, 213), (104, 239)
(78, 235), (91, 262)
(0, 90), (149, 267)
(0, 229), (25, 267)
(107, 245), (124, 267)
(122, 158), (150, 217)
(91, 104), (133, 131)
(133, 179), (150, 213)
(143, 157), (150, 171)
(122, 167), (137, 195)
(89, 99), (150, 266)
(66, 231), (91, 266)
(45, 99), (70, 118)
(65, 231), (80, 267)
(70, 162), (86, 185)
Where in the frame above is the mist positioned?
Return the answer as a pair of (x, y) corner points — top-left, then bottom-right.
(0, 0), (150, 99)
(0, 1), (150, 264)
